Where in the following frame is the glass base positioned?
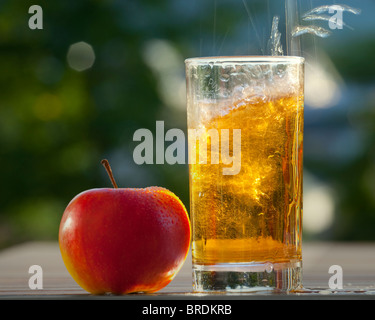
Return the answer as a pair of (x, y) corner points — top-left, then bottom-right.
(193, 260), (302, 293)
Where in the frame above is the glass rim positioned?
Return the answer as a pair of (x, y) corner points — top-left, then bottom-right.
(185, 55), (304, 66)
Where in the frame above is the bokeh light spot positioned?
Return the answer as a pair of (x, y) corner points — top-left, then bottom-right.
(304, 172), (336, 235)
(67, 41), (96, 72)
(33, 93), (62, 121)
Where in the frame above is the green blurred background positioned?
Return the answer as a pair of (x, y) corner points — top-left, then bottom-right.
(0, 0), (374, 249)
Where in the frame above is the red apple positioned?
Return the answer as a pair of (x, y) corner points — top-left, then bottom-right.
(58, 160), (191, 294)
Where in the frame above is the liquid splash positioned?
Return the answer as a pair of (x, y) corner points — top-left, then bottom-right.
(292, 25), (331, 38)
(302, 4), (361, 17)
(302, 14), (353, 30)
(267, 16), (284, 56)
(292, 4), (361, 39)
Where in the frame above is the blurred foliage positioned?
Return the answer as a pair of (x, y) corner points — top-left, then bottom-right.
(0, 0), (374, 249)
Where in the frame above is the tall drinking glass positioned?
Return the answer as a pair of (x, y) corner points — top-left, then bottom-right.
(185, 56), (304, 292)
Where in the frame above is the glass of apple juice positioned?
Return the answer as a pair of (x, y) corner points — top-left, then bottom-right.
(185, 56), (304, 292)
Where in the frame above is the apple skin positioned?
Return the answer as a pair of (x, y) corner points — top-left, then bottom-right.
(59, 187), (191, 294)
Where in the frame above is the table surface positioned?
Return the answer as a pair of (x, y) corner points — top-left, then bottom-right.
(1, 241), (375, 299)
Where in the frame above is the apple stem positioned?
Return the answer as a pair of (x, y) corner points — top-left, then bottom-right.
(101, 159), (118, 189)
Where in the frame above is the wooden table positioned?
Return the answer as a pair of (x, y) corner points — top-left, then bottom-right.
(1, 241), (375, 299)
